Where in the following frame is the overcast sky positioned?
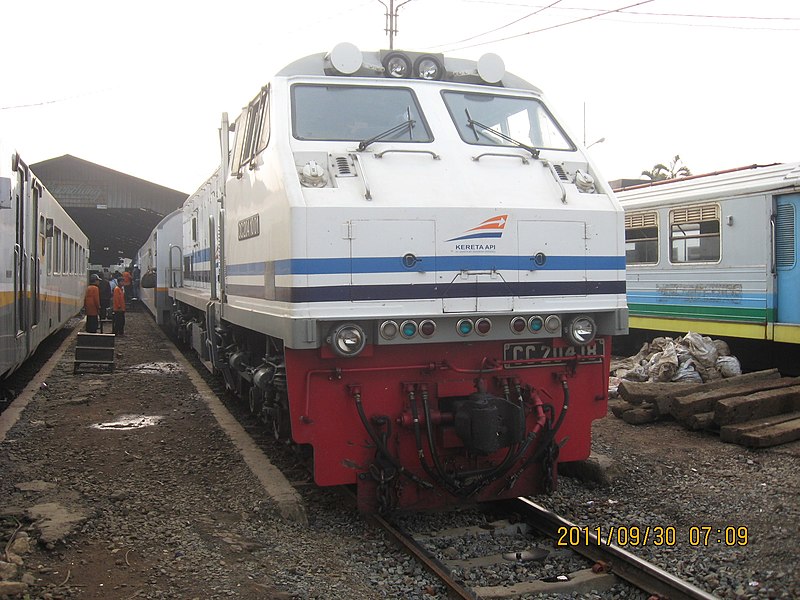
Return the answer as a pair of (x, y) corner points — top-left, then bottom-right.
(2, 0), (798, 193)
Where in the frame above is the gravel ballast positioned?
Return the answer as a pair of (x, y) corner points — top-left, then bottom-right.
(1, 311), (798, 599)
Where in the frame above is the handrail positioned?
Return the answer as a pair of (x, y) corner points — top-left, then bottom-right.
(168, 244), (183, 289)
(350, 153), (372, 200)
(208, 215), (217, 300)
(374, 149), (440, 160)
(541, 158), (568, 204)
(770, 213), (776, 275)
(471, 152), (529, 164)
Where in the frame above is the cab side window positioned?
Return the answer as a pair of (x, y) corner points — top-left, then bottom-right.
(232, 86), (271, 176)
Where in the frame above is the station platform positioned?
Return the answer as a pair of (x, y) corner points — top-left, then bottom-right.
(0, 311), (306, 598)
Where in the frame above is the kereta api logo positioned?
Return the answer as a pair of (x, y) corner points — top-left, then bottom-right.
(447, 214), (508, 242)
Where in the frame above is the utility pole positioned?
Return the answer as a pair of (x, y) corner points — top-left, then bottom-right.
(376, 0), (413, 49)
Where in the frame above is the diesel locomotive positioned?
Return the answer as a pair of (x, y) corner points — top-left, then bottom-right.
(145, 44), (628, 511)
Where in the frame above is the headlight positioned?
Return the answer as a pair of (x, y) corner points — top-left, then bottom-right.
(564, 315), (596, 346)
(414, 55), (443, 80)
(383, 53), (411, 78)
(329, 323), (367, 357)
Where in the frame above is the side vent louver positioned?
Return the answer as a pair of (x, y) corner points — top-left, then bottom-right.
(776, 204), (796, 268)
(553, 164), (569, 181)
(331, 155), (356, 177)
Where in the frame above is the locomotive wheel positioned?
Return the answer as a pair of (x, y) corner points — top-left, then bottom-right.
(248, 387), (263, 415)
(271, 393), (291, 442)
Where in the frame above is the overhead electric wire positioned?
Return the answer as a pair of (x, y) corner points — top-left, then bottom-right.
(427, 0), (562, 49)
(456, 1), (800, 27)
(442, 0), (656, 51)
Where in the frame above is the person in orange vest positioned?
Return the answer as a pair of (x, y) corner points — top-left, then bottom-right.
(84, 274), (101, 333)
(112, 277), (126, 336)
(123, 268), (133, 303)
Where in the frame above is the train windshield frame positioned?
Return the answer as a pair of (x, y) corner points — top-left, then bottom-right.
(441, 90), (575, 152)
(291, 84), (433, 143)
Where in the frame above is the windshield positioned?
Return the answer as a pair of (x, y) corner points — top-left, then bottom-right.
(292, 84), (433, 143)
(442, 91), (574, 151)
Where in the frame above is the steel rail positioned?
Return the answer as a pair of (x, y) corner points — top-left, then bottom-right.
(366, 512), (475, 600)
(516, 498), (719, 600)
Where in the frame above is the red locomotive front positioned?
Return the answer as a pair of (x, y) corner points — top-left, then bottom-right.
(286, 335), (610, 512)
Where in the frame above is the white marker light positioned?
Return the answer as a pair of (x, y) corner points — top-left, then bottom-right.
(477, 53), (505, 84)
(329, 42), (363, 75)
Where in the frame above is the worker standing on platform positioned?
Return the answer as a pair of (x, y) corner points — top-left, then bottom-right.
(123, 268), (133, 304)
(132, 264), (141, 300)
(113, 277), (126, 336)
(98, 273), (112, 320)
(84, 275), (101, 333)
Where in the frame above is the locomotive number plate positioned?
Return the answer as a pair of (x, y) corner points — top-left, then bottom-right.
(503, 339), (605, 365)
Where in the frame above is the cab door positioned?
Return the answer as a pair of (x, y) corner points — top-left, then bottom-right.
(776, 194), (800, 324)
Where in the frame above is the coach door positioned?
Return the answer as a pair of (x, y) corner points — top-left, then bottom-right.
(775, 194), (800, 325)
(13, 158), (30, 359)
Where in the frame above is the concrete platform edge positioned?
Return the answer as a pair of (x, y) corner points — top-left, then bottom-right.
(0, 323), (83, 444)
(163, 341), (309, 526)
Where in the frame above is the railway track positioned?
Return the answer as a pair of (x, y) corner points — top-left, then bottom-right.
(372, 498), (719, 600)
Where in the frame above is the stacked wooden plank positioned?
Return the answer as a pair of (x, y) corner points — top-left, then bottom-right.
(609, 369), (800, 448)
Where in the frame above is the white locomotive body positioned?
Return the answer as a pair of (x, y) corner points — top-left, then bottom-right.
(167, 46), (627, 511)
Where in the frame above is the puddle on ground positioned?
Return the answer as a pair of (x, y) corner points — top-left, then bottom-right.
(126, 362), (182, 375)
(91, 415), (163, 430)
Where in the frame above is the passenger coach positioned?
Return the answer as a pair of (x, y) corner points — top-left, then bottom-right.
(618, 162), (800, 346)
(1, 153), (88, 379)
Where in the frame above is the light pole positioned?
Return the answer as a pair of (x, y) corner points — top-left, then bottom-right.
(587, 137), (606, 150)
(376, 0), (414, 49)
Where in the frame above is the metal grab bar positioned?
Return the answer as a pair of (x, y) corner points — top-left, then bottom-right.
(168, 244), (183, 289)
(350, 153), (372, 200)
(374, 149), (441, 160)
(541, 158), (567, 204)
(471, 152), (529, 164)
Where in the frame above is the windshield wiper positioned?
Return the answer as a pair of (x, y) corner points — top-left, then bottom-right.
(465, 109), (539, 158)
(357, 108), (416, 151)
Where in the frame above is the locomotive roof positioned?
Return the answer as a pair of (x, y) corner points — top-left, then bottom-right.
(616, 162), (800, 208)
(276, 49), (542, 94)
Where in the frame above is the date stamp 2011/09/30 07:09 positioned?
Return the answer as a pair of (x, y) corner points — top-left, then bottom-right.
(556, 525), (749, 548)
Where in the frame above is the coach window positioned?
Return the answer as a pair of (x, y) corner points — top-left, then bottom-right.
(670, 204), (720, 263)
(46, 228), (53, 275)
(54, 228), (61, 274)
(625, 212), (659, 264)
(292, 84), (432, 143)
